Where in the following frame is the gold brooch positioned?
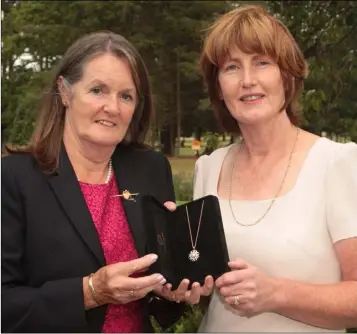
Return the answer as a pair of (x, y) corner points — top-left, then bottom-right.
(113, 190), (139, 202)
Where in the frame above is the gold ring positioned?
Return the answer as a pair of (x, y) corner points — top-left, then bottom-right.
(233, 295), (240, 306)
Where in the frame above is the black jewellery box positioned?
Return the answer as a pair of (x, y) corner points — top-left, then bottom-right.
(141, 195), (230, 290)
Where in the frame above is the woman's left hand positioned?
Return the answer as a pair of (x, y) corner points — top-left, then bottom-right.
(215, 259), (280, 314)
(155, 275), (214, 305)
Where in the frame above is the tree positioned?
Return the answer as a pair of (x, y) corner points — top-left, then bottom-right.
(265, 0), (357, 138)
(2, 0), (356, 151)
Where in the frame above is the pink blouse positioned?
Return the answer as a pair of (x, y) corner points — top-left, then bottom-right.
(79, 176), (143, 333)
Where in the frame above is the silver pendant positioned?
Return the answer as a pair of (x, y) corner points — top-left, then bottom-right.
(188, 249), (200, 262)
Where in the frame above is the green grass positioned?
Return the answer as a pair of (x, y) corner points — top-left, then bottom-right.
(169, 138), (231, 175)
(168, 157), (196, 176)
(178, 147), (198, 156)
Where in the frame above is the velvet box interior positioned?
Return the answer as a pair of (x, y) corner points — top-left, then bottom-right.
(142, 195), (230, 289)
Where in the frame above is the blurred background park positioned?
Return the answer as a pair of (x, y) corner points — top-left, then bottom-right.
(2, 1), (357, 331)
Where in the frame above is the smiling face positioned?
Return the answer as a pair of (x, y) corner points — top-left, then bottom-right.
(199, 5), (308, 133)
(62, 52), (138, 148)
(218, 47), (285, 126)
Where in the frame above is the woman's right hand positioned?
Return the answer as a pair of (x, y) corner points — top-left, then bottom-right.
(86, 254), (166, 306)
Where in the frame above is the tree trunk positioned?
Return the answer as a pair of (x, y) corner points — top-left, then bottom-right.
(175, 50), (181, 157)
(194, 127), (203, 141)
(160, 126), (174, 156)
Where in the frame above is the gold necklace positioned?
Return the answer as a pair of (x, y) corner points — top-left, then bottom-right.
(229, 127), (300, 227)
(185, 200), (204, 261)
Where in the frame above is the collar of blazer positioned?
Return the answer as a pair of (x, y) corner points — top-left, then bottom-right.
(47, 142), (147, 266)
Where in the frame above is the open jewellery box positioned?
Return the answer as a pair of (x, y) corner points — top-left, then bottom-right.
(141, 194), (230, 290)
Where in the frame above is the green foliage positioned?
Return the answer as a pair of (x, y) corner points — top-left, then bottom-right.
(203, 132), (220, 155)
(263, 1), (357, 140)
(1, 0), (232, 153)
(167, 306), (204, 333)
(173, 173), (194, 203)
(152, 305), (204, 333)
(2, 0), (357, 147)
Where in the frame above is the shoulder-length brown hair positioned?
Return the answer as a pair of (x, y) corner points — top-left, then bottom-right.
(6, 31), (153, 173)
(199, 5), (308, 134)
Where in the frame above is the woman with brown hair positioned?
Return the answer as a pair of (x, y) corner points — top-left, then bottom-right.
(1, 31), (213, 333)
(195, 4), (357, 332)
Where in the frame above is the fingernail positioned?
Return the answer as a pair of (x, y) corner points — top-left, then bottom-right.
(157, 275), (164, 281)
(159, 278), (167, 285)
(151, 254), (158, 262)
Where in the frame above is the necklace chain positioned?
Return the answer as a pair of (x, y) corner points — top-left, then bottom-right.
(105, 159), (112, 184)
(228, 127), (300, 227)
(185, 200), (205, 250)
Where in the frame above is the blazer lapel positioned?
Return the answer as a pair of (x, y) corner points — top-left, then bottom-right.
(112, 145), (147, 257)
(47, 145), (106, 266)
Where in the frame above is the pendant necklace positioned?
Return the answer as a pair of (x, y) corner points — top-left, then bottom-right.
(185, 200), (204, 262)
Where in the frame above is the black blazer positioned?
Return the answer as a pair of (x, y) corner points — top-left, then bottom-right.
(1, 144), (185, 333)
